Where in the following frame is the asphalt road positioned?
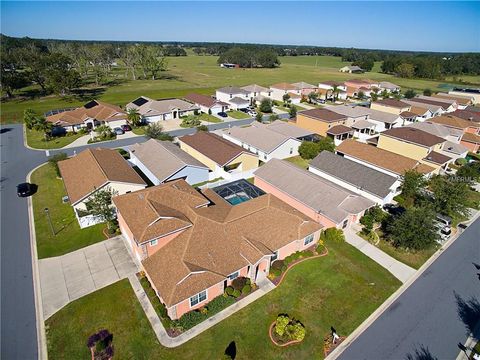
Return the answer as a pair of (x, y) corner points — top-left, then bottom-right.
(338, 218), (480, 360)
(0, 117), (259, 358)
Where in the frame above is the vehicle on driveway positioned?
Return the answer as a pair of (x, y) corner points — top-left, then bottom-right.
(17, 182), (34, 197)
(121, 124), (132, 132)
(218, 112), (228, 118)
(114, 127), (125, 135)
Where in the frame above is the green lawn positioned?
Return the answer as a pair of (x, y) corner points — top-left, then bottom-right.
(31, 163), (105, 258)
(26, 128), (84, 149)
(197, 113), (222, 123)
(358, 230), (437, 269)
(227, 110), (250, 120)
(285, 155), (310, 169)
(46, 280), (160, 359)
(46, 237), (400, 359)
(4, 55), (478, 124)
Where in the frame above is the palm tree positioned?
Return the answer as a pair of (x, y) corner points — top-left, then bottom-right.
(33, 117), (53, 142)
(308, 92), (318, 104)
(127, 108), (142, 127)
(332, 85), (339, 102)
(282, 93), (291, 107)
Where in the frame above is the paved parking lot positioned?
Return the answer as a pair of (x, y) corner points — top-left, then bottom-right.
(39, 236), (138, 319)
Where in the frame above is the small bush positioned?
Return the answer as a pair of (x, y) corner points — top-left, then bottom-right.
(284, 255), (293, 266)
(232, 289), (241, 298)
(225, 286), (234, 296)
(303, 250), (314, 257)
(269, 268), (281, 278)
(456, 158), (467, 166)
(320, 228), (345, 243)
(207, 295), (235, 315)
(242, 284), (251, 295)
(48, 152), (68, 177)
(196, 125), (208, 132)
(231, 277), (249, 291)
(175, 310), (208, 330)
(271, 260), (285, 271)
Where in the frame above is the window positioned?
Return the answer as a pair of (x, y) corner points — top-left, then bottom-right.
(289, 148), (293, 154)
(271, 251), (278, 262)
(227, 271), (239, 280)
(304, 234), (314, 246)
(150, 239), (158, 246)
(263, 154), (267, 160)
(190, 290), (207, 307)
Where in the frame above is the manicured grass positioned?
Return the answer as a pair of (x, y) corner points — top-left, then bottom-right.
(31, 163), (105, 258)
(26, 128), (84, 149)
(46, 280), (160, 359)
(3, 55), (479, 124)
(357, 230), (437, 269)
(466, 188), (480, 210)
(46, 237), (400, 359)
(197, 113), (222, 123)
(285, 155), (310, 169)
(131, 126), (146, 135)
(227, 110), (250, 120)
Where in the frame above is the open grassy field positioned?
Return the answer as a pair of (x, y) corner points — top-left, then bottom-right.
(31, 163), (105, 258)
(46, 236), (400, 359)
(3, 55), (479, 124)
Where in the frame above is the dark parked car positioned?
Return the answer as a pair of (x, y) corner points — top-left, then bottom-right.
(17, 182), (34, 197)
(218, 112), (228, 118)
(121, 124), (132, 132)
(113, 127), (125, 135)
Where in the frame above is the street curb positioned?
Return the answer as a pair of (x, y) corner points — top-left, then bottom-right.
(327, 211), (480, 360)
(27, 163), (49, 360)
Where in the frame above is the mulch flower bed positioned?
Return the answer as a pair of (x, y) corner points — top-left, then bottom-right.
(323, 333), (346, 357)
(268, 322), (303, 347)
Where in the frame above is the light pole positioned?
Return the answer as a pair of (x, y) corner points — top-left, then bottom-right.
(44, 207), (55, 236)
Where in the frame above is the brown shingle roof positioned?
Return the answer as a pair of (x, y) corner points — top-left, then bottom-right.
(433, 93), (472, 106)
(300, 108), (347, 122)
(373, 99), (411, 109)
(58, 148), (146, 204)
(270, 82), (297, 91)
(118, 180), (321, 307)
(462, 132), (480, 144)
(47, 100), (126, 126)
(178, 132), (254, 166)
(423, 151), (452, 165)
(429, 115), (479, 130)
(400, 111), (418, 119)
(326, 125), (353, 135)
(382, 127), (445, 147)
(408, 98), (450, 110)
(184, 93), (229, 108)
(450, 110), (480, 123)
(409, 106), (431, 116)
(336, 139), (434, 176)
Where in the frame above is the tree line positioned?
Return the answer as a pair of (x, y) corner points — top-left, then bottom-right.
(0, 35), (186, 98)
(217, 47), (280, 68)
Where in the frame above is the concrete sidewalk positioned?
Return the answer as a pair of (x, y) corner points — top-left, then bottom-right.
(344, 227), (416, 283)
(130, 275), (275, 348)
(39, 237), (138, 319)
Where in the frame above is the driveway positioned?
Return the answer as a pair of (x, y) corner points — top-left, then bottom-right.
(39, 236), (138, 319)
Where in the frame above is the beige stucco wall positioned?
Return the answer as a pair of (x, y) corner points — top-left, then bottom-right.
(74, 182), (146, 211)
(179, 141), (218, 171)
(295, 114), (346, 137)
(370, 103), (409, 115)
(227, 152), (259, 171)
(377, 135), (430, 161)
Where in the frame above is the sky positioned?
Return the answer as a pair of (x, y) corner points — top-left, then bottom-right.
(1, 1), (479, 53)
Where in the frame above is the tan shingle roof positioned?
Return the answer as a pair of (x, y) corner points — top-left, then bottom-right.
(58, 148), (146, 204)
(326, 125), (353, 135)
(336, 139), (434, 176)
(184, 93), (229, 108)
(270, 82), (297, 91)
(429, 115), (479, 130)
(300, 108), (348, 122)
(117, 179), (321, 307)
(178, 132), (255, 166)
(47, 100), (126, 126)
(373, 99), (411, 109)
(462, 132), (480, 144)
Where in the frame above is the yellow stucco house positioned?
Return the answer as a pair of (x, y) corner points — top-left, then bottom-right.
(178, 132), (259, 179)
(295, 108), (348, 137)
(377, 127), (451, 171)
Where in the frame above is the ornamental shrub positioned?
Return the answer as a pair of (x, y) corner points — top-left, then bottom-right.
(287, 322), (306, 341)
(207, 295), (235, 315)
(303, 250), (314, 257)
(231, 277), (249, 291)
(271, 260), (285, 271)
(284, 255), (293, 266)
(275, 315), (290, 337)
(175, 310), (207, 330)
(320, 228), (345, 243)
(232, 289), (241, 298)
(242, 284), (251, 295)
(225, 286), (234, 296)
